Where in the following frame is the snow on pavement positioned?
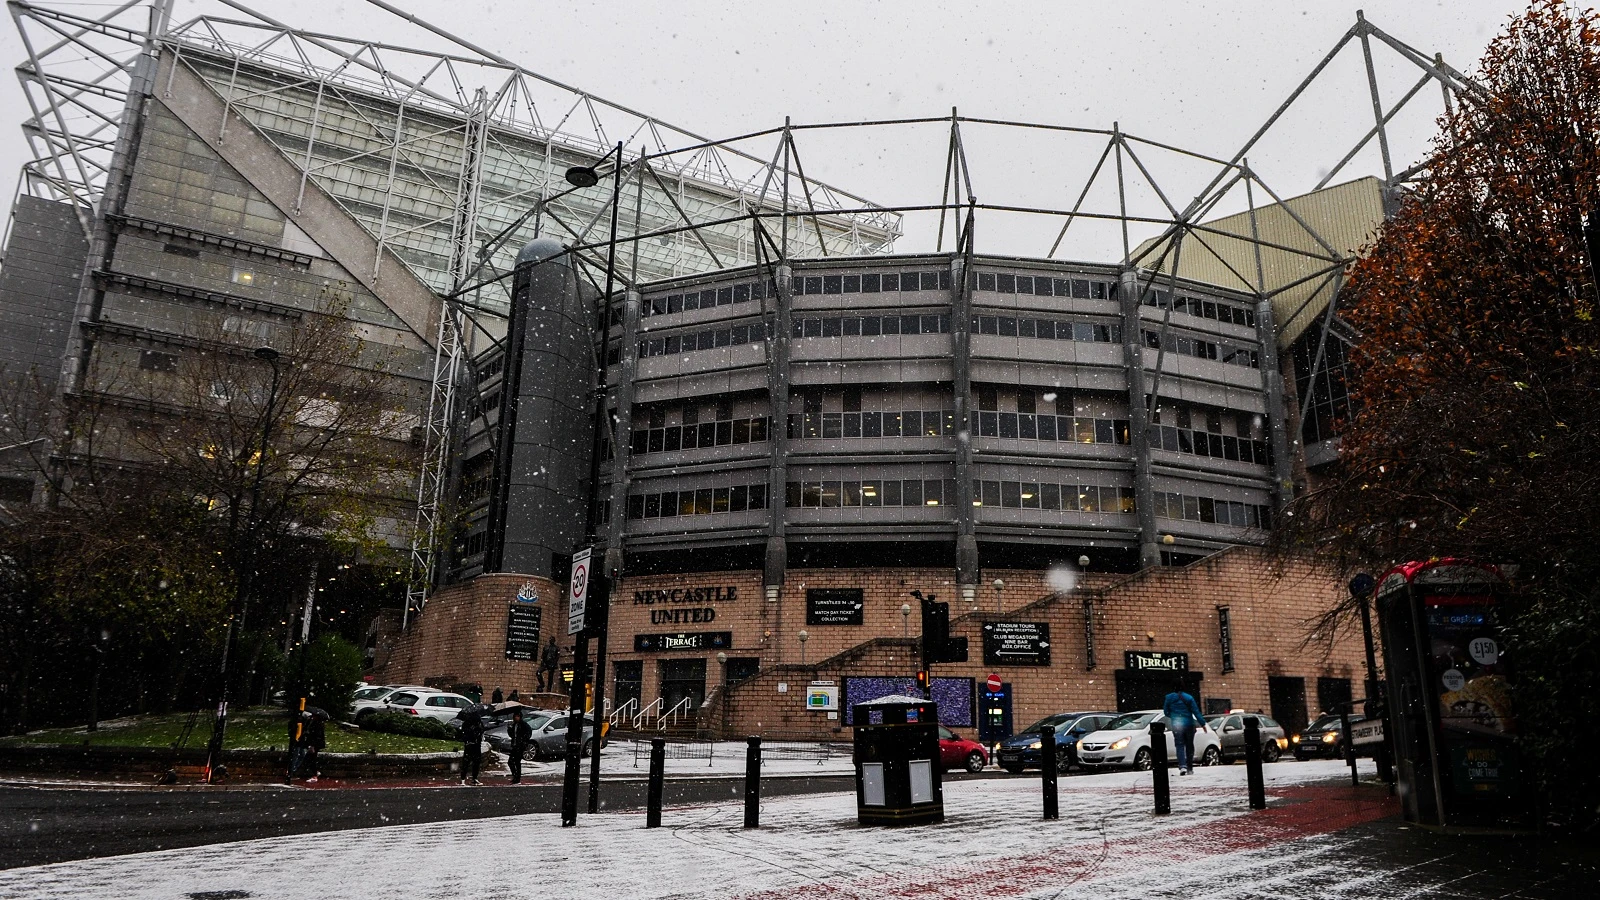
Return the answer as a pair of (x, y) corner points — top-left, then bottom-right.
(0, 760), (1387, 899)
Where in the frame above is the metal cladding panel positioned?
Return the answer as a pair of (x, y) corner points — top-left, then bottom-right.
(1133, 177), (1387, 349)
(493, 249), (596, 576)
(0, 196), (87, 390)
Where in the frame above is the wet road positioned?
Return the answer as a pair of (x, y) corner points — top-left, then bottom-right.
(0, 774), (858, 868)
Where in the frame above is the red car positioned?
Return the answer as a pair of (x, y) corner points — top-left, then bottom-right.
(938, 726), (989, 773)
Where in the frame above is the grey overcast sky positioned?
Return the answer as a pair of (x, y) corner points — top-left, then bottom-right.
(1, 0), (1535, 258)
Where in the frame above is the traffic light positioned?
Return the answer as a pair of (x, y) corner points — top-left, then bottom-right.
(915, 670), (930, 695)
(919, 595), (968, 663)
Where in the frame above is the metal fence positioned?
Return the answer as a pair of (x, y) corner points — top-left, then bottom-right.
(625, 737), (852, 768)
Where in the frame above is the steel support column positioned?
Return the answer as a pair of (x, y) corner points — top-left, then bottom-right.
(1119, 269), (1160, 568)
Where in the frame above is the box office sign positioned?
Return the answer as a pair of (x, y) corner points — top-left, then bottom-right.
(1124, 650), (1189, 671)
(633, 631), (733, 653)
(806, 589), (864, 626)
(981, 622), (1051, 666)
(505, 605), (541, 661)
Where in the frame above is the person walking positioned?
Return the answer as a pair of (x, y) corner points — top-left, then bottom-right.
(537, 638), (560, 692)
(460, 710), (484, 785)
(303, 707), (327, 783)
(507, 708), (533, 784)
(1162, 683), (1207, 775)
(491, 686), (504, 705)
(285, 706), (309, 784)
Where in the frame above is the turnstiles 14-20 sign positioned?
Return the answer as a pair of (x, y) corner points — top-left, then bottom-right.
(982, 622), (1051, 666)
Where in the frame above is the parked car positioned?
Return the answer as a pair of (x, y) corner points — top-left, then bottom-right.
(1292, 713), (1369, 760)
(1206, 712), (1286, 763)
(378, 690), (477, 726)
(1076, 710), (1222, 771)
(997, 711), (1120, 774)
(351, 685), (428, 723)
(937, 726), (989, 773)
(482, 710), (601, 760)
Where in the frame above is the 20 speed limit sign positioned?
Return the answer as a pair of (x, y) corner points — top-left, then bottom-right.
(567, 547), (591, 635)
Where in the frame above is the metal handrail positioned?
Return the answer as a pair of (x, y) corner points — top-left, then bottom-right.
(660, 697), (692, 730)
(608, 698), (637, 727)
(635, 697), (662, 728)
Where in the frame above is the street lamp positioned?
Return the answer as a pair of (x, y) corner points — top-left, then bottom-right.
(900, 602), (912, 638)
(204, 344), (283, 783)
(992, 578), (1005, 615)
(563, 143), (624, 824)
(798, 629), (809, 665)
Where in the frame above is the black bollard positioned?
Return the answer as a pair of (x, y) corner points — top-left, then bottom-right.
(1040, 727), (1059, 820)
(1339, 708), (1358, 787)
(1244, 716), (1266, 810)
(1148, 721), (1170, 815)
(743, 736), (761, 828)
(645, 738), (665, 828)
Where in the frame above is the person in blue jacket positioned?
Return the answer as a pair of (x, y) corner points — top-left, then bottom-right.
(1162, 684), (1208, 775)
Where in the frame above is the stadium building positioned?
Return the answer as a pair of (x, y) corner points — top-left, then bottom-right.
(1, 2), (1481, 741)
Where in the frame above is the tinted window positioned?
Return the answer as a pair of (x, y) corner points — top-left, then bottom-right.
(390, 693), (418, 705)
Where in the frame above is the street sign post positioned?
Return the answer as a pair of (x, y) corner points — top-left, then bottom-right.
(567, 548), (591, 636)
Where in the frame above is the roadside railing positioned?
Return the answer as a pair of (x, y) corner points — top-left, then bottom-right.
(625, 735), (852, 768)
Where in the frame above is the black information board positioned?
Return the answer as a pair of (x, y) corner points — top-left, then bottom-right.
(981, 622), (1051, 666)
(505, 605), (541, 661)
(806, 588), (864, 626)
(633, 631), (733, 652)
(1217, 606), (1234, 673)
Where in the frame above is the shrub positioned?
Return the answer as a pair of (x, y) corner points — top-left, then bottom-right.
(280, 634), (363, 720)
(362, 710), (455, 740)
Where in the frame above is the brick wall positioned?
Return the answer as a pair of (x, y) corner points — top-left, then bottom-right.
(376, 573), (566, 696)
(386, 548), (1363, 739)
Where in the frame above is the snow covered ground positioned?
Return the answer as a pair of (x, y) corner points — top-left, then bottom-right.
(0, 760), (1393, 899)
(510, 739), (858, 779)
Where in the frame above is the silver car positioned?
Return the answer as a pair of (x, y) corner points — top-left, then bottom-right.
(1206, 712), (1286, 763)
(483, 710), (601, 760)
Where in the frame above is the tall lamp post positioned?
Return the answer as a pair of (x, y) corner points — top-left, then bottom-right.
(204, 345), (282, 784)
(562, 142), (624, 821)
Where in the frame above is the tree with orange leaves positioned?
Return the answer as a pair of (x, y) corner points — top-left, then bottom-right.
(1281, 0), (1600, 829)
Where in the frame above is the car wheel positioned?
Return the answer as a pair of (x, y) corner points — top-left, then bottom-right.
(964, 751), (985, 774)
(1262, 741), (1281, 763)
(1055, 749), (1074, 774)
(1001, 764), (1025, 775)
(1133, 748), (1153, 771)
(1200, 746), (1221, 767)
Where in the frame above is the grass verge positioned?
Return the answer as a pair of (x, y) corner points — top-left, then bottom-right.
(1, 708), (461, 755)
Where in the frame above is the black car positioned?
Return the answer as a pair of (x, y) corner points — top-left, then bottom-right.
(996, 711), (1119, 774)
(1291, 713), (1368, 760)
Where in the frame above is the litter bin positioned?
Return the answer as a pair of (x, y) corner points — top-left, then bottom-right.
(851, 694), (944, 826)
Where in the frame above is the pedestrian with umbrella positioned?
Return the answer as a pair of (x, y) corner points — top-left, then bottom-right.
(507, 707), (533, 784)
(458, 703), (489, 785)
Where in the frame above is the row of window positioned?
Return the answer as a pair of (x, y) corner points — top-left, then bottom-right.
(626, 483), (770, 520)
(629, 416), (770, 455)
(1153, 491), (1273, 529)
(976, 413), (1132, 445)
(623, 410), (1134, 451)
(791, 313), (951, 338)
(1147, 425), (1271, 466)
(643, 280), (774, 318)
(619, 481), (1268, 527)
(787, 479), (958, 508)
(973, 272), (1111, 299)
(1141, 330), (1261, 369)
(791, 270), (949, 296)
(971, 315), (1122, 343)
(789, 409), (955, 440)
(1143, 289), (1257, 329)
(637, 322), (768, 358)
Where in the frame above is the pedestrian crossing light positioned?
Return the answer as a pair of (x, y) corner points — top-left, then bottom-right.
(915, 670), (930, 695)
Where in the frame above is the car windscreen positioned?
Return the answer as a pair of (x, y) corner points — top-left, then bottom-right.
(524, 714), (554, 730)
(1106, 712), (1156, 730)
(1019, 714), (1074, 733)
(1306, 715), (1341, 732)
(353, 688), (385, 700)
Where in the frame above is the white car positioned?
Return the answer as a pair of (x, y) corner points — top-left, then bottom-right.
(1076, 709), (1222, 770)
(371, 689), (477, 726)
(351, 685), (428, 723)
